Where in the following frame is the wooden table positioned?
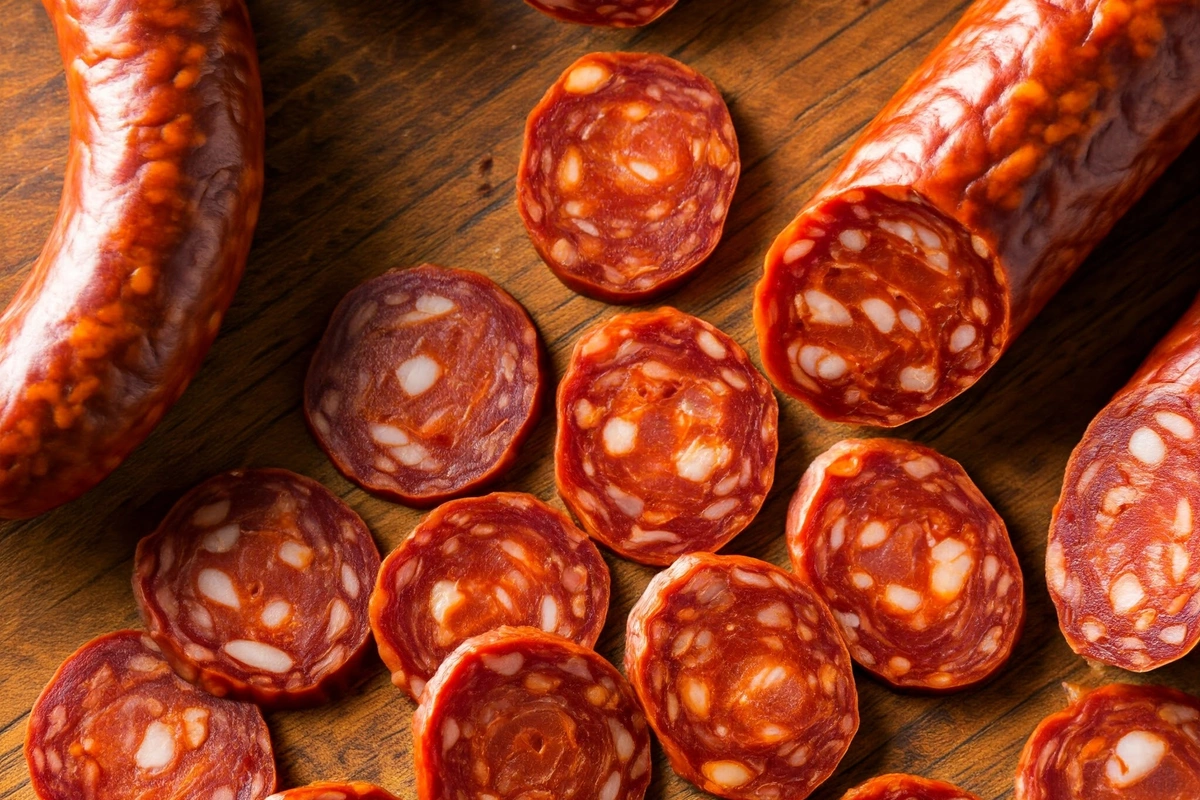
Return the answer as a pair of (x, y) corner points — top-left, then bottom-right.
(2, 0), (1199, 797)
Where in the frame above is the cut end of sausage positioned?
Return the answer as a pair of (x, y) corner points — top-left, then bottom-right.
(1049, 386), (1200, 672)
(755, 187), (1008, 426)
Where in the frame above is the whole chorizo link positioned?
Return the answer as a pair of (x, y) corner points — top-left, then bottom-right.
(0, 0), (264, 518)
(755, 0), (1200, 426)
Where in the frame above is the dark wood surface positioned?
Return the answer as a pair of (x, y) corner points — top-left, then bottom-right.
(2, 0), (1200, 798)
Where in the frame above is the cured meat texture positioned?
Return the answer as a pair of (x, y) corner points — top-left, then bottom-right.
(787, 439), (1023, 690)
(555, 308), (777, 565)
(413, 627), (651, 800)
(0, 0), (263, 519)
(625, 553), (857, 800)
(840, 774), (981, 800)
(1049, 294), (1200, 671)
(1014, 683), (1200, 799)
(26, 630), (275, 800)
(523, 0), (679, 27)
(267, 783), (398, 800)
(754, 0), (1200, 426)
(369, 491), (610, 700)
(134, 469), (380, 707)
(305, 265), (543, 506)
(518, 52), (739, 302)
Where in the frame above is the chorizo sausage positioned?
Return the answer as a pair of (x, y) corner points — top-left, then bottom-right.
(25, 630), (275, 799)
(1014, 682), (1200, 798)
(369, 491), (610, 700)
(0, 0), (264, 518)
(840, 774), (981, 800)
(518, 53), (739, 302)
(266, 783), (398, 800)
(555, 308), (777, 565)
(787, 439), (1024, 691)
(1048, 292), (1200, 671)
(133, 469), (381, 708)
(754, 0), (1200, 426)
(523, 0), (679, 27)
(305, 265), (544, 507)
(625, 553), (857, 800)
(413, 626), (651, 800)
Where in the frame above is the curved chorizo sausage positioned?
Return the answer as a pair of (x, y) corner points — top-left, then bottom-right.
(754, 0), (1200, 426)
(0, 0), (264, 518)
(1049, 292), (1200, 670)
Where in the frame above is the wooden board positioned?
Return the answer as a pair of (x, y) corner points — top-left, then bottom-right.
(1, 0), (1199, 797)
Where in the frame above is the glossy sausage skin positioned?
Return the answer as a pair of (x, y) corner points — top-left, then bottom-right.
(755, 0), (1200, 426)
(0, 0), (264, 518)
(1048, 292), (1200, 671)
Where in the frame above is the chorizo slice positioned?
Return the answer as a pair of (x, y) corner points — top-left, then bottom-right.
(369, 491), (611, 700)
(267, 783), (398, 800)
(523, 0), (679, 27)
(625, 553), (858, 800)
(518, 52), (739, 302)
(555, 308), (777, 565)
(305, 265), (544, 507)
(1049, 293), (1200, 671)
(1015, 683), (1200, 799)
(787, 439), (1024, 691)
(133, 469), (381, 708)
(413, 626), (651, 800)
(25, 630), (275, 800)
(0, 0), (263, 519)
(754, 0), (1200, 426)
(840, 774), (981, 800)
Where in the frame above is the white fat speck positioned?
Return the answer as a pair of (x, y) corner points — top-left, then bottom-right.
(880, 219), (916, 243)
(599, 772), (622, 800)
(838, 229), (867, 252)
(899, 308), (922, 332)
(899, 365), (937, 393)
(703, 761), (754, 789)
(278, 541), (314, 569)
(551, 238), (578, 266)
(540, 595), (560, 632)
(1129, 427), (1166, 466)
(702, 498), (739, 520)
(884, 584), (923, 613)
(803, 291), (852, 326)
(783, 239), (815, 264)
(223, 640), (294, 673)
(565, 63), (610, 94)
(603, 417), (638, 456)
(914, 225), (941, 250)
(675, 439), (726, 483)
(1106, 731), (1166, 788)
(1156, 411), (1195, 440)
(606, 484), (644, 517)
(851, 571), (874, 589)
(1160, 624), (1188, 645)
(182, 708), (208, 749)
(341, 563), (361, 599)
(326, 599), (352, 640)
(1171, 544), (1190, 582)
(1175, 498), (1193, 536)
(410, 677), (426, 698)
(482, 651), (524, 676)
(859, 521), (887, 548)
(197, 569), (240, 610)
(860, 298), (896, 333)
(396, 354), (442, 397)
(201, 524), (239, 553)
(696, 330), (727, 360)
(391, 442), (431, 467)
(930, 541), (973, 601)
(756, 603), (792, 628)
(430, 580), (466, 626)
(192, 500), (230, 527)
(260, 600), (291, 629)
(628, 160), (661, 181)
(629, 526), (680, 544)
(949, 324), (977, 353)
(830, 517), (846, 551)
(135, 721), (176, 771)
(415, 294), (456, 316)
(1110, 573), (1146, 614)
(574, 219), (601, 237)
(817, 353), (847, 380)
(902, 456), (939, 479)
(443, 718), (460, 751)
(370, 423), (410, 446)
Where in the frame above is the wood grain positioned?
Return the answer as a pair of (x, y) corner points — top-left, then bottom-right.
(2, 0), (1199, 798)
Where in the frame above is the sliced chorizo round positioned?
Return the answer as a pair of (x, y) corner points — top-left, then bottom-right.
(625, 553), (857, 800)
(787, 439), (1024, 691)
(518, 52), (739, 302)
(1048, 293), (1200, 671)
(523, 0), (679, 27)
(25, 630), (275, 800)
(840, 774), (981, 800)
(305, 265), (544, 507)
(555, 308), (777, 565)
(413, 626), (651, 800)
(133, 469), (380, 708)
(369, 491), (610, 700)
(1015, 683), (1200, 799)
(266, 783), (398, 800)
